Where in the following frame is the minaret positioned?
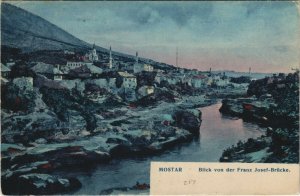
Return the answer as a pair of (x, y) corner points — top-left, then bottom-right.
(249, 67), (251, 77)
(136, 51), (139, 64)
(176, 47), (178, 67)
(109, 46), (113, 69)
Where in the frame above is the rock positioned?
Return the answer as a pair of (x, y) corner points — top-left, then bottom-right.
(100, 182), (150, 195)
(42, 146), (111, 169)
(35, 138), (47, 144)
(106, 137), (131, 145)
(230, 76), (251, 84)
(220, 127), (299, 163)
(3, 146), (111, 172)
(219, 99), (244, 117)
(134, 88), (176, 107)
(172, 109), (202, 134)
(2, 173), (81, 194)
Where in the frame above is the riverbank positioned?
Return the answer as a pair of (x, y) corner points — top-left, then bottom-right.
(1, 94), (211, 194)
(219, 72), (299, 163)
(1, 82), (249, 194)
(72, 103), (264, 195)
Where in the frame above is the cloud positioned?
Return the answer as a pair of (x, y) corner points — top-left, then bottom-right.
(8, 1), (300, 72)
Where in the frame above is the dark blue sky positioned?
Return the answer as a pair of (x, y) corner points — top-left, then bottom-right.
(10, 1), (300, 73)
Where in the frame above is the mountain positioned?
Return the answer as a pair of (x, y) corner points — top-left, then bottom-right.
(1, 3), (175, 70)
(1, 3), (95, 52)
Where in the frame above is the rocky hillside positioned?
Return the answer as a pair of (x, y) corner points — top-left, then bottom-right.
(219, 72), (299, 163)
(1, 3), (175, 70)
(1, 3), (92, 52)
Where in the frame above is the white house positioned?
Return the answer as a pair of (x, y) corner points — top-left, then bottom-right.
(133, 52), (153, 73)
(31, 62), (64, 80)
(64, 62), (93, 73)
(167, 77), (178, 85)
(118, 71), (137, 89)
(53, 68), (63, 80)
(154, 72), (164, 84)
(64, 50), (75, 55)
(138, 85), (154, 97)
(213, 78), (230, 87)
(181, 74), (192, 86)
(191, 75), (207, 88)
(155, 73), (181, 85)
(86, 64), (103, 76)
(13, 77), (33, 90)
(134, 63), (154, 73)
(1, 63), (11, 78)
(66, 62), (93, 69)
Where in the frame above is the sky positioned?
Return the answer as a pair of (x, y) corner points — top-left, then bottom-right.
(8, 1), (300, 73)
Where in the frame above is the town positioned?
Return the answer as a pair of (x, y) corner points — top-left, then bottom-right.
(1, 44), (243, 104)
(1, 2), (299, 195)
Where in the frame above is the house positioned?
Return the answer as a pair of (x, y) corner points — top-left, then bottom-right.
(154, 69), (164, 73)
(155, 73), (180, 85)
(117, 71), (137, 89)
(31, 62), (64, 80)
(122, 63), (134, 72)
(69, 65), (91, 78)
(166, 75), (180, 85)
(90, 78), (116, 89)
(213, 77), (229, 87)
(64, 61), (93, 72)
(117, 71), (137, 101)
(205, 76), (213, 86)
(181, 74), (192, 86)
(31, 62), (53, 78)
(53, 67), (63, 80)
(191, 75), (207, 88)
(1, 63), (11, 78)
(6, 61), (15, 68)
(13, 77), (33, 91)
(86, 64), (103, 77)
(133, 51), (153, 73)
(134, 63), (153, 73)
(154, 72), (164, 84)
(64, 50), (75, 55)
(138, 85), (154, 97)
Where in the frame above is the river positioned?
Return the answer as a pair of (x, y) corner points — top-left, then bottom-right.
(73, 103), (264, 194)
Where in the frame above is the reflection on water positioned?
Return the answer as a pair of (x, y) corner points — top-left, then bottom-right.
(74, 103), (264, 194)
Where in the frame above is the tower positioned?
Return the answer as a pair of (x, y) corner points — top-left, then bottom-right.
(88, 42), (98, 61)
(92, 43), (96, 55)
(109, 46), (113, 69)
(249, 67), (251, 77)
(134, 51), (141, 73)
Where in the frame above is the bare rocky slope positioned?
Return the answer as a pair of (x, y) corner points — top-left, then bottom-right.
(1, 3), (92, 52)
(1, 3), (175, 70)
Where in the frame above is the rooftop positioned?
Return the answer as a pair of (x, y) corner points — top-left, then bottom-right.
(86, 64), (103, 74)
(1, 63), (11, 72)
(118, 71), (136, 78)
(31, 62), (53, 74)
(193, 75), (207, 79)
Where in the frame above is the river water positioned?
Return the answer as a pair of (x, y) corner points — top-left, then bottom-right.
(74, 103), (264, 194)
